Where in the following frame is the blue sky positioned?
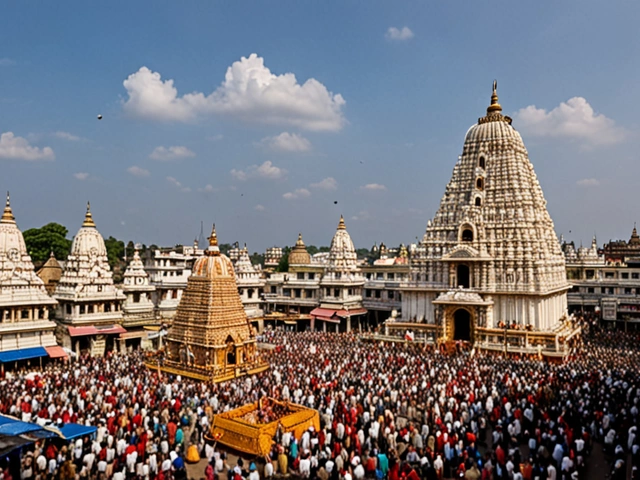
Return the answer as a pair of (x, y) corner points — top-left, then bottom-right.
(2, 1), (639, 252)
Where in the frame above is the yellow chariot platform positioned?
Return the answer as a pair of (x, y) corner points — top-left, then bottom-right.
(207, 398), (320, 457)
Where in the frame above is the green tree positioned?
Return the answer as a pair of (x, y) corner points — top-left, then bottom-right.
(104, 236), (125, 270)
(23, 223), (72, 263)
(125, 241), (135, 259)
(319, 246), (330, 253)
(276, 246), (291, 272)
(250, 252), (265, 267)
(219, 243), (232, 256)
(356, 248), (370, 259)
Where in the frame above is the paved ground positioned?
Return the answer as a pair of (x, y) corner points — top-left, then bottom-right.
(185, 440), (622, 479)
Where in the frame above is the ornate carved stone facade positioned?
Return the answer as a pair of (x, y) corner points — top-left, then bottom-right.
(121, 247), (157, 347)
(0, 194), (58, 356)
(234, 244), (265, 321)
(53, 203), (125, 356)
(155, 226), (268, 382)
(397, 83), (573, 350)
(312, 216), (367, 331)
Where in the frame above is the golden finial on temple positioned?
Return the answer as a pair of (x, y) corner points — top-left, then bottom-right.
(207, 223), (221, 256)
(209, 223), (218, 246)
(338, 215), (346, 230)
(1, 191), (15, 224)
(487, 79), (502, 114)
(82, 201), (96, 227)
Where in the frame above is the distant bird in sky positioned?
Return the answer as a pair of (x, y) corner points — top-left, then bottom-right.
(334, 201), (338, 204)
(97, 114), (103, 120)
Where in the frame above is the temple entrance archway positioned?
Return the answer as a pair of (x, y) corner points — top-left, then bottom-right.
(457, 264), (470, 289)
(453, 309), (471, 341)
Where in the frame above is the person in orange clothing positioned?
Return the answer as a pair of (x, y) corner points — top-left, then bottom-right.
(167, 418), (177, 447)
(520, 457), (533, 480)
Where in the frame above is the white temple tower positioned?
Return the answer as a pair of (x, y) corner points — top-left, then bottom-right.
(121, 247), (157, 349)
(0, 193), (60, 363)
(312, 216), (367, 332)
(398, 83), (575, 352)
(54, 203), (126, 356)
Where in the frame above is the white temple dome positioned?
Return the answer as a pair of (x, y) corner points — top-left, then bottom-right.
(328, 215), (358, 271)
(0, 193), (50, 290)
(70, 203), (108, 258)
(191, 225), (236, 278)
(0, 193), (31, 263)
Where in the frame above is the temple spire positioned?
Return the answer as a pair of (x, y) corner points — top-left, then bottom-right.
(207, 223), (220, 256)
(487, 80), (502, 114)
(0, 191), (15, 224)
(82, 201), (96, 227)
(337, 215), (346, 230)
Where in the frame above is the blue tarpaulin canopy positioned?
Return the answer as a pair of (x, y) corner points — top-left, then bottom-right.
(0, 415), (45, 436)
(0, 347), (47, 363)
(56, 423), (97, 440)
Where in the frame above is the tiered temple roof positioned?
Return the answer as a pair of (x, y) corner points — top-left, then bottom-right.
(157, 225), (268, 382)
(289, 233), (311, 266)
(0, 193), (57, 352)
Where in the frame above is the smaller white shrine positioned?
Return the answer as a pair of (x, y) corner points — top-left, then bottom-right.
(54, 203), (125, 356)
(0, 193), (59, 362)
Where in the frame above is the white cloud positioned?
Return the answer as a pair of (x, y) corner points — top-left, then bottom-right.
(198, 184), (217, 193)
(351, 210), (371, 221)
(54, 131), (82, 142)
(122, 54), (346, 131)
(514, 97), (625, 146)
(255, 204), (266, 211)
(310, 177), (338, 190)
(259, 132), (311, 152)
(149, 145), (196, 161)
(576, 178), (600, 187)
(73, 172), (89, 181)
(166, 176), (191, 192)
(231, 161), (286, 181)
(0, 132), (54, 161)
(127, 165), (150, 177)
(386, 27), (414, 41)
(0, 58), (15, 67)
(283, 188), (311, 200)
(360, 183), (387, 191)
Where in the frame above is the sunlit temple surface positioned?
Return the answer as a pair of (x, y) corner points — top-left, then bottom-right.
(53, 203), (126, 356)
(148, 225), (268, 382)
(384, 83), (580, 356)
(0, 194), (61, 362)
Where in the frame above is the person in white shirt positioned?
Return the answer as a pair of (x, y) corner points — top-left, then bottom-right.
(299, 456), (311, 478)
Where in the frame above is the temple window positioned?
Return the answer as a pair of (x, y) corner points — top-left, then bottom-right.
(633, 273), (640, 279)
(66, 304), (72, 315)
(283, 288), (291, 297)
(388, 290), (395, 299)
(308, 273), (315, 280)
(133, 293), (141, 303)
(80, 305), (86, 314)
(105, 303), (111, 312)
(475, 197), (482, 207)
(271, 286), (277, 294)
(248, 288), (255, 298)
(294, 289), (301, 298)
(21, 309), (29, 320)
(334, 289), (340, 297)
(88, 305), (94, 314)
(462, 229), (474, 242)
(326, 288), (331, 296)
(366, 289), (372, 298)
(297, 272), (304, 280)
(388, 273), (395, 280)
(375, 290), (381, 299)
(479, 156), (485, 169)
(476, 178), (484, 191)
